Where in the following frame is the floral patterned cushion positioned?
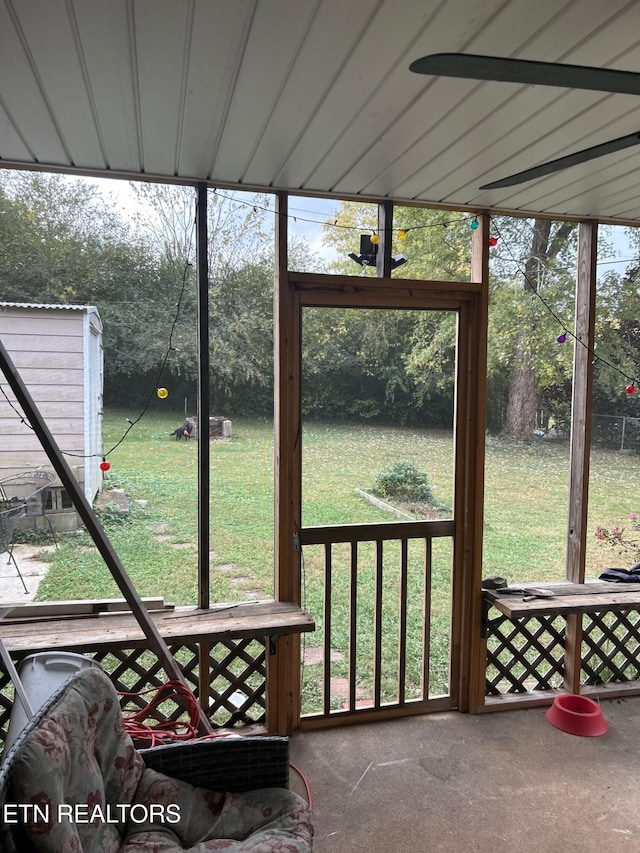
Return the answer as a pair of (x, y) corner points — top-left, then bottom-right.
(8, 668), (313, 852)
(124, 774), (313, 852)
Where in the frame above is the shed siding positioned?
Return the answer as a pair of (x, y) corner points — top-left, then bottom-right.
(0, 304), (102, 501)
(9, 351), (84, 370)
(1, 384), (88, 404)
(0, 334), (83, 353)
(83, 313), (104, 500)
(2, 315), (85, 335)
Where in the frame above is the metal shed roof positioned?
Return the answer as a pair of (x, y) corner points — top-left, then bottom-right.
(3, 0), (640, 223)
(0, 302), (98, 312)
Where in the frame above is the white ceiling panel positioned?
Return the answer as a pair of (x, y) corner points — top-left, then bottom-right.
(303, 0), (480, 193)
(274, 0), (449, 191)
(178, 0), (256, 178)
(241, 0), (381, 187)
(411, 89), (635, 205)
(10, 0), (106, 167)
(0, 1), (69, 164)
(209, 0), (321, 183)
(72, 0), (142, 172)
(2, 0), (640, 222)
(0, 105), (32, 161)
(319, 0), (553, 195)
(132, 0), (195, 176)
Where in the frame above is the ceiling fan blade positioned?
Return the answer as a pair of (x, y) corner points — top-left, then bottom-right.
(479, 131), (640, 190)
(409, 53), (640, 96)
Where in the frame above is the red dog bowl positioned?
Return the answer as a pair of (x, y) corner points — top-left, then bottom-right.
(546, 694), (608, 737)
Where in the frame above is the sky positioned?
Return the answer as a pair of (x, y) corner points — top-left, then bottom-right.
(90, 175), (638, 280)
(90, 176), (342, 262)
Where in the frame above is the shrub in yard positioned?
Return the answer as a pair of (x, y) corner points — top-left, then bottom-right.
(372, 461), (435, 505)
(595, 512), (640, 560)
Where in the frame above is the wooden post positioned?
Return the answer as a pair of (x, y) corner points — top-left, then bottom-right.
(376, 201), (394, 279)
(459, 212), (490, 713)
(565, 219), (598, 693)
(567, 220), (598, 582)
(196, 183), (210, 612)
(195, 184), (212, 714)
(271, 191), (301, 733)
(0, 339), (213, 734)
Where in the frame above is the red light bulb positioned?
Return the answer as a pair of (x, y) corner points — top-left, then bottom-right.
(626, 384), (636, 396)
(100, 459), (111, 472)
(488, 236), (498, 247)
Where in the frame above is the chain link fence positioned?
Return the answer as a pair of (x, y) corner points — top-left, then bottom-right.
(592, 414), (640, 452)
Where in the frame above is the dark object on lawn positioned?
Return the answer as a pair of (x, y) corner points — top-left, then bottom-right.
(170, 419), (194, 441)
(482, 576), (507, 590)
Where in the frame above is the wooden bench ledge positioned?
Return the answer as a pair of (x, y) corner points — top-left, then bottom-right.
(0, 597), (173, 624)
(484, 581), (640, 619)
(1, 600), (315, 655)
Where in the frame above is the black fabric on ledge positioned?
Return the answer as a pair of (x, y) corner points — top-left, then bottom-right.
(599, 562), (640, 583)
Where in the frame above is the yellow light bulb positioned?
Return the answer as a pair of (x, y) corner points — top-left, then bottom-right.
(397, 230), (408, 240)
(370, 233), (380, 245)
(157, 388), (169, 399)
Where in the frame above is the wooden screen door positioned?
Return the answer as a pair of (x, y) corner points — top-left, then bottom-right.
(274, 271), (488, 729)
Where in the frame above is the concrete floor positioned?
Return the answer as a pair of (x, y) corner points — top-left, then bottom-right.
(290, 697), (640, 853)
(0, 543), (55, 602)
(4, 544), (639, 851)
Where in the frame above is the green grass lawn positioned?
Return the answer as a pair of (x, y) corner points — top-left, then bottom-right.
(36, 412), (276, 604)
(37, 415), (460, 605)
(32, 411), (640, 709)
(37, 412), (640, 606)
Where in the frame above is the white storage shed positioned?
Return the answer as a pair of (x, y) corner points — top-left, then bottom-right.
(0, 303), (104, 530)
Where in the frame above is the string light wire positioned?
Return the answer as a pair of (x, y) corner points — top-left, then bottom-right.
(2, 200), (638, 450)
(100, 251), (194, 458)
(211, 188), (473, 235)
(0, 232), (195, 459)
(490, 217), (639, 390)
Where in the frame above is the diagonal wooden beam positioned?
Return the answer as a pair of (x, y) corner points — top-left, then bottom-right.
(0, 338), (213, 734)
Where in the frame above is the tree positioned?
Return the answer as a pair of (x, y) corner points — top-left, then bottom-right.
(1, 174), (592, 429)
(126, 185), (319, 415)
(0, 172), (195, 407)
(313, 201), (472, 425)
(499, 218), (577, 438)
(592, 254), (640, 420)
(323, 201), (472, 282)
(209, 262), (274, 413)
(130, 184), (273, 274)
(465, 215), (580, 436)
(301, 305), (423, 423)
(0, 172), (126, 304)
(319, 201), (586, 434)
